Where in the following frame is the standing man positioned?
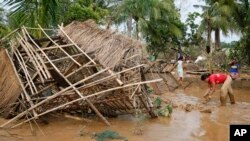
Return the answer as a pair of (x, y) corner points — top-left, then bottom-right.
(201, 73), (235, 106)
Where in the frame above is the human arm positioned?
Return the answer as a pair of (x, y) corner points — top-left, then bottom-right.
(203, 82), (216, 98)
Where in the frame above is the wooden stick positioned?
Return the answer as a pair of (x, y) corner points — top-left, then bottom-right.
(0, 67), (109, 128)
(44, 53), (83, 63)
(130, 84), (140, 99)
(22, 27), (51, 78)
(20, 34), (51, 79)
(36, 43), (74, 51)
(10, 79), (162, 128)
(16, 35), (45, 82)
(14, 49), (37, 94)
(58, 25), (124, 86)
(65, 61), (93, 78)
(73, 64), (145, 91)
(17, 98), (46, 136)
(5, 50), (38, 119)
(25, 27), (54, 31)
(35, 38), (111, 126)
(38, 24), (81, 67)
(42, 49), (111, 125)
(33, 83), (56, 96)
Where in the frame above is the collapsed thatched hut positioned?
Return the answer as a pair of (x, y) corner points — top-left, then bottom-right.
(0, 20), (161, 128)
(59, 20), (142, 70)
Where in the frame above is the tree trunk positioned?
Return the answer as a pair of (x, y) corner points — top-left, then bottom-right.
(135, 20), (139, 40)
(207, 21), (212, 53)
(127, 16), (133, 37)
(207, 20), (212, 73)
(215, 28), (220, 50)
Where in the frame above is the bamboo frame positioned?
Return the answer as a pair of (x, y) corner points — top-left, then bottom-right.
(8, 79), (162, 128)
(1, 21), (161, 128)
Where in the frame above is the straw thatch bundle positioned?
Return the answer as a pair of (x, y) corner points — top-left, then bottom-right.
(0, 49), (22, 110)
(59, 20), (143, 69)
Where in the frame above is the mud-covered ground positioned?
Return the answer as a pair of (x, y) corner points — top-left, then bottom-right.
(0, 81), (250, 141)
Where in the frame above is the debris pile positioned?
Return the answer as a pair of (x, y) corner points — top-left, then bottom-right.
(0, 20), (161, 128)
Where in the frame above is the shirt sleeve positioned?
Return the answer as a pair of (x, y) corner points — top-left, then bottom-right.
(209, 75), (216, 84)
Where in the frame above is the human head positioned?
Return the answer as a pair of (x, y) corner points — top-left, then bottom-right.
(229, 59), (236, 65)
(178, 56), (183, 61)
(201, 73), (211, 82)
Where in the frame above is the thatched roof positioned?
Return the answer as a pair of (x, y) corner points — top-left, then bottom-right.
(59, 20), (143, 69)
(0, 48), (22, 109)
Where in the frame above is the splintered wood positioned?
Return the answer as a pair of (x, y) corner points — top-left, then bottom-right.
(0, 20), (161, 128)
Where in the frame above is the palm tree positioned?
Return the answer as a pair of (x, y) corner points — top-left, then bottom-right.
(115, 0), (150, 39)
(209, 0), (238, 49)
(0, 8), (10, 39)
(233, 0), (250, 64)
(3, 0), (59, 29)
(206, 0), (238, 50)
(140, 0), (184, 56)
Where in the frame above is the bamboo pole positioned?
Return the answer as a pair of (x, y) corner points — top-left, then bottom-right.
(129, 84), (140, 99)
(14, 49), (37, 94)
(33, 37), (111, 125)
(25, 27), (54, 31)
(5, 50), (38, 119)
(17, 98), (46, 136)
(22, 27), (52, 78)
(33, 83), (56, 96)
(9, 79), (162, 129)
(36, 44), (74, 51)
(58, 25), (124, 86)
(44, 53), (83, 63)
(16, 35), (45, 82)
(65, 61), (93, 78)
(19, 33), (51, 79)
(71, 64), (145, 92)
(38, 24), (81, 67)
(21, 28), (29, 42)
(41, 49), (111, 125)
(0, 67), (109, 128)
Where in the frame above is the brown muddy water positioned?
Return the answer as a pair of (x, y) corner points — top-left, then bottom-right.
(0, 86), (249, 141)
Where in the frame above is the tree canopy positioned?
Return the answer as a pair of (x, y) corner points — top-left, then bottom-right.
(0, 0), (250, 64)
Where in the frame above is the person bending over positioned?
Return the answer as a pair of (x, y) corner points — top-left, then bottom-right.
(201, 73), (235, 106)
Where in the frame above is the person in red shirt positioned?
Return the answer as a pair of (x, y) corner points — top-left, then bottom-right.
(201, 73), (235, 106)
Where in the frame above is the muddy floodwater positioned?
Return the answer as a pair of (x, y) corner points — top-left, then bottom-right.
(0, 86), (250, 141)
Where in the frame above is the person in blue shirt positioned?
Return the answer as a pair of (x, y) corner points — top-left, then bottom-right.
(229, 59), (239, 80)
